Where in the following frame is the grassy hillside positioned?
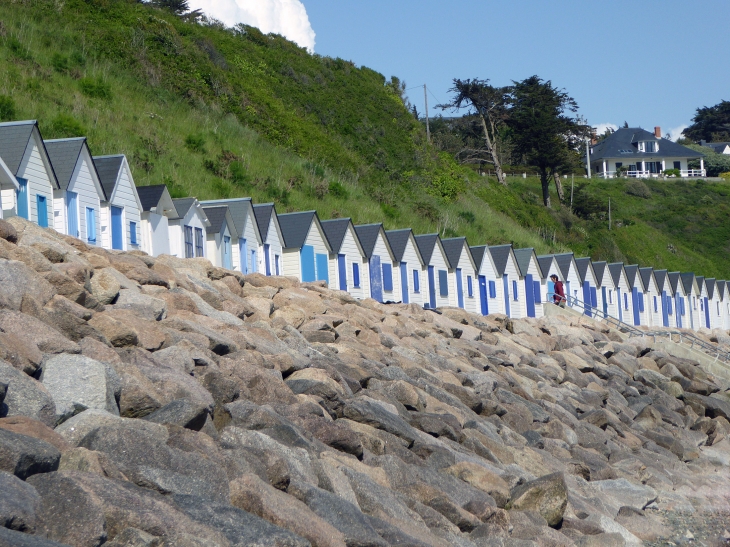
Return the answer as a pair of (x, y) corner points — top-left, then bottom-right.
(1, 0), (729, 278)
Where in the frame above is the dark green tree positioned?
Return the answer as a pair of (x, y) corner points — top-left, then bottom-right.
(439, 79), (511, 185)
(149, 0), (190, 15)
(507, 75), (587, 207)
(683, 100), (730, 142)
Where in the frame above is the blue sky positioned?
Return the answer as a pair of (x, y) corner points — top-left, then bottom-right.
(303, 0), (729, 139)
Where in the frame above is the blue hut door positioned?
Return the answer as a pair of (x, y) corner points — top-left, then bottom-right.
(502, 274), (511, 317)
(632, 287), (640, 326)
(338, 254), (347, 291)
(66, 191), (78, 237)
(16, 178), (28, 219)
(525, 274), (535, 317)
(456, 268), (464, 308)
(661, 291), (669, 326)
(676, 294), (683, 328)
(582, 280), (591, 317)
(315, 253), (329, 283)
(704, 297), (711, 328)
(602, 287), (608, 317)
(36, 195), (48, 228)
(400, 262), (409, 304)
(240, 239), (248, 273)
(427, 266), (436, 309)
(301, 245), (315, 282)
(111, 206), (123, 249)
(617, 289), (623, 322)
(565, 281), (571, 307)
(370, 255), (383, 302)
(223, 236), (232, 269)
(479, 276), (488, 315)
(264, 244), (271, 275)
(590, 286), (598, 311)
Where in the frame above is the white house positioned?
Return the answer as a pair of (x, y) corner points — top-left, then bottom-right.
(415, 234), (452, 310)
(279, 211), (332, 284)
(667, 272), (688, 329)
(252, 203), (284, 276)
(470, 245), (501, 316)
(201, 205), (238, 270)
(321, 218), (370, 299)
(574, 257), (599, 318)
(355, 223), (401, 303)
(385, 229), (425, 307)
(45, 138), (105, 246)
(0, 120), (57, 227)
(639, 267), (660, 328)
(700, 140), (730, 155)
(135, 184), (177, 257)
(169, 198), (210, 259)
(488, 244), (522, 318)
(537, 255), (563, 306)
(202, 198), (262, 274)
(93, 155), (142, 252)
(587, 126), (706, 178)
(554, 253), (582, 310)
(513, 248), (545, 318)
(0, 155), (18, 218)
(441, 237), (480, 314)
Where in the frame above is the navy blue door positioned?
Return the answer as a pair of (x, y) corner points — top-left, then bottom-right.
(590, 286), (598, 310)
(456, 268), (464, 308)
(661, 291), (669, 326)
(525, 274), (535, 317)
(502, 274), (511, 317)
(111, 206), (123, 250)
(479, 276), (488, 315)
(602, 287), (608, 317)
(617, 289), (623, 322)
(704, 297), (711, 328)
(427, 266), (436, 309)
(338, 254), (347, 291)
(676, 294), (683, 328)
(370, 255), (383, 302)
(632, 287), (640, 326)
(583, 280), (591, 317)
(400, 262), (409, 304)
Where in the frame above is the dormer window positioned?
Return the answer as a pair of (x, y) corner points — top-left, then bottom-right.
(638, 141), (658, 153)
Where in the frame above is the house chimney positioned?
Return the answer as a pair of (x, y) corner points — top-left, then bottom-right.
(654, 126), (661, 139)
(590, 136), (597, 145)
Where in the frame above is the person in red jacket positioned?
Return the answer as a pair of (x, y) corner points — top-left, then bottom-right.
(551, 274), (566, 307)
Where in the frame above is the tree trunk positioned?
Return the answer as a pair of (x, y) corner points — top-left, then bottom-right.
(540, 169), (551, 208)
(553, 171), (565, 202)
(478, 115), (507, 185)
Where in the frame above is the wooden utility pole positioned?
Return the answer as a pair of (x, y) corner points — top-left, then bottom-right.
(608, 197), (611, 230)
(424, 84), (430, 142)
(570, 174), (574, 212)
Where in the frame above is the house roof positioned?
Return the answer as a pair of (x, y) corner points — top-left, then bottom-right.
(696, 276), (705, 293)
(706, 279), (716, 299)
(278, 211), (317, 249)
(536, 255), (556, 279)
(137, 185), (168, 212)
(385, 229), (415, 263)
(668, 271), (681, 294)
(172, 198), (196, 218)
(624, 264), (639, 287)
(354, 224), (384, 260)
(574, 257), (592, 283)
(470, 246), (487, 270)
(202, 206), (230, 235)
(93, 155), (125, 199)
(702, 141), (730, 154)
(201, 198), (252, 237)
(718, 281), (726, 300)
(639, 267), (654, 290)
(0, 121), (35, 174)
(592, 261), (608, 284)
(680, 272), (696, 294)
(488, 244), (512, 277)
(414, 234), (439, 265)
(252, 203), (275, 241)
(654, 270), (668, 293)
(608, 263), (624, 286)
(513, 248), (538, 278)
(441, 237), (467, 269)
(553, 253), (575, 280)
(321, 218), (351, 254)
(588, 127), (704, 162)
(44, 138), (86, 191)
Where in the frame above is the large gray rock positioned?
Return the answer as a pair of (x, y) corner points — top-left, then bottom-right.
(113, 290), (167, 321)
(0, 361), (56, 427)
(143, 399), (209, 431)
(342, 397), (420, 445)
(40, 354), (121, 421)
(54, 409), (124, 446)
(0, 527), (72, 547)
(0, 311), (80, 355)
(508, 473), (567, 527)
(0, 471), (40, 532)
(90, 268), (123, 305)
(0, 428), (60, 479)
(172, 494), (311, 547)
(592, 478), (657, 515)
(0, 259), (55, 310)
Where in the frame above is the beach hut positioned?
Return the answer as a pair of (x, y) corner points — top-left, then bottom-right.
(415, 234), (452, 310)
(608, 263), (635, 325)
(667, 272), (688, 328)
(553, 253), (582, 309)
(575, 257), (599, 317)
(321, 218), (369, 298)
(681, 273), (700, 330)
(488, 244), (522, 318)
(201, 205), (238, 270)
(45, 138), (105, 246)
(653, 270), (672, 327)
(591, 261), (611, 318)
(355, 223), (400, 303)
(202, 198), (262, 274)
(639, 267), (660, 328)
(537, 255), (563, 306)
(169, 198), (210, 259)
(0, 120), (57, 226)
(624, 265), (644, 327)
(441, 237), (480, 313)
(513, 248), (545, 318)
(470, 245), (501, 316)
(385, 229), (425, 306)
(707, 279), (723, 330)
(252, 203), (284, 276)
(279, 211), (332, 284)
(136, 184), (177, 256)
(94, 155), (142, 251)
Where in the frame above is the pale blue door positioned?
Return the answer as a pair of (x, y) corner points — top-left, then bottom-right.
(315, 253), (329, 283)
(400, 262), (409, 304)
(503, 274), (511, 317)
(111, 206), (123, 249)
(264, 244), (271, 275)
(223, 235), (232, 269)
(456, 268), (464, 308)
(240, 238), (248, 273)
(86, 207), (96, 244)
(36, 195), (48, 228)
(250, 249), (257, 273)
(16, 178), (28, 219)
(301, 245), (315, 282)
(66, 191), (78, 237)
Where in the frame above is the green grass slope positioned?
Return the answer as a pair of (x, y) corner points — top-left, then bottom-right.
(1, 0), (729, 278)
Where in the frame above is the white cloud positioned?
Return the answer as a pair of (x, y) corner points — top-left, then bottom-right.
(189, 0), (316, 52)
(593, 123), (618, 136)
(665, 125), (688, 142)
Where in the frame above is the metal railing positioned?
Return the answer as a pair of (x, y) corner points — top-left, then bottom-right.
(548, 292), (730, 363)
(596, 169), (706, 179)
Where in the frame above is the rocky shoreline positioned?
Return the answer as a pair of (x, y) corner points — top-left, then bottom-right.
(1, 216), (730, 547)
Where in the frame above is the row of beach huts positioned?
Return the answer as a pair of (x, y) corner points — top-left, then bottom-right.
(0, 119), (728, 332)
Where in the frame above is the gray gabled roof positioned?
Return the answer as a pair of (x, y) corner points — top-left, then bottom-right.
(321, 218), (351, 254)
(514, 248), (540, 278)
(588, 127), (704, 162)
(706, 279), (716, 299)
(0, 121), (35, 175)
(252, 203), (275, 241)
(701, 141), (730, 154)
(718, 281), (726, 300)
(93, 155), (125, 199)
(696, 276), (705, 296)
(470, 246), (487, 271)
(414, 234), (439, 265)
(488, 244), (512, 277)
(441, 237), (468, 270)
(537, 255), (556, 279)
(654, 269), (668, 293)
(201, 206), (230, 235)
(592, 261), (608, 284)
(608, 263), (624, 287)
(680, 272), (696, 295)
(574, 257), (592, 283)
(201, 198), (252, 237)
(639, 267), (654, 290)
(44, 138), (86, 191)
(137, 184), (168, 212)
(624, 264), (639, 288)
(385, 229), (413, 263)
(667, 271), (681, 294)
(172, 198), (196, 218)
(554, 253), (574, 280)
(354, 223), (384, 260)
(278, 211), (317, 250)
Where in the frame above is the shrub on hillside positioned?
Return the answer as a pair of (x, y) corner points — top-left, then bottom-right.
(625, 179), (651, 199)
(0, 95), (16, 121)
(79, 77), (112, 100)
(46, 114), (86, 139)
(328, 181), (348, 199)
(184, 134), (206, 153)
